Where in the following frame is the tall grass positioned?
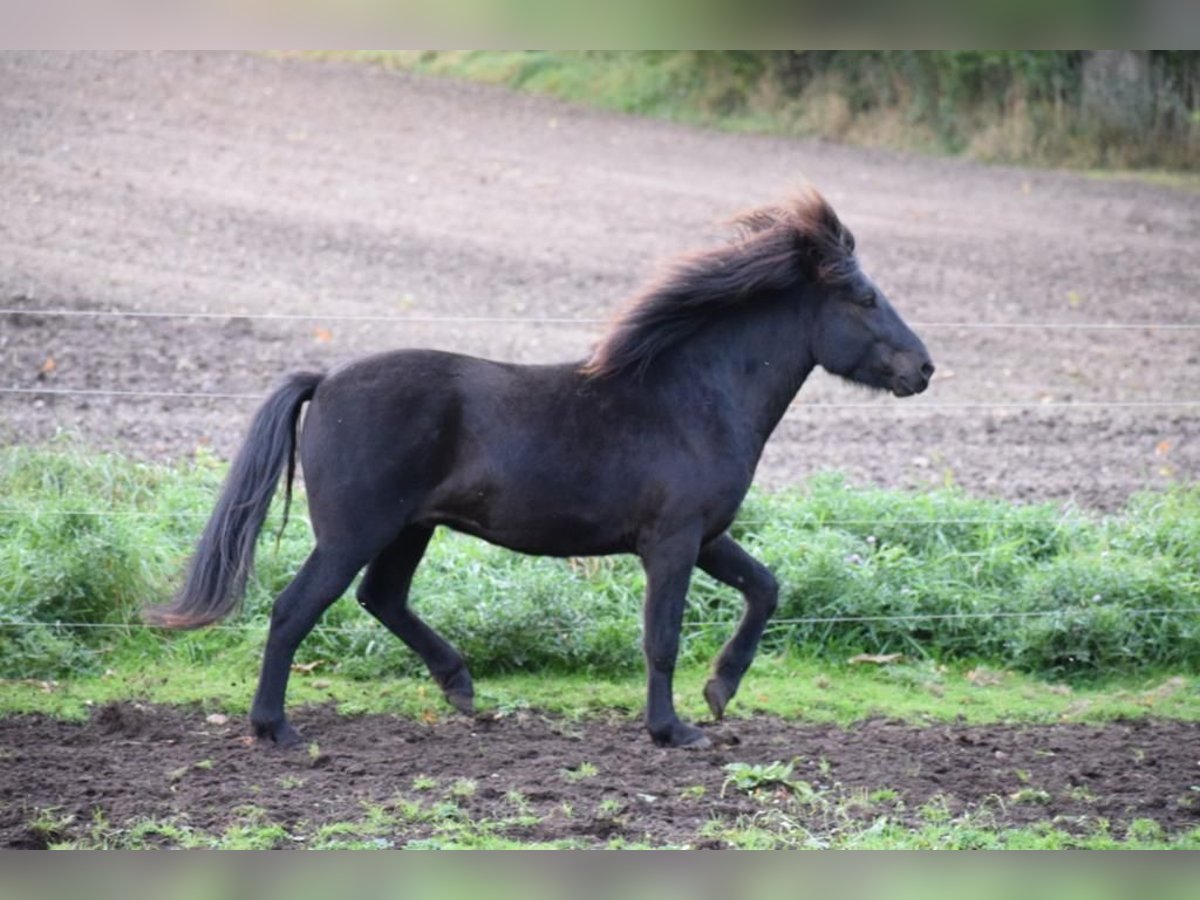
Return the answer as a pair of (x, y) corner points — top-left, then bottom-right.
(1, 445), (1197, 681)
(347, 51), (1199, 173)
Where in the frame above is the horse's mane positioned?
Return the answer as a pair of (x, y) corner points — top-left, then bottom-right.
(582, 188), (857, 379)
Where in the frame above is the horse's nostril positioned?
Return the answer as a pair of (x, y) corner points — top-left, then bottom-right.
(920, 361), (935, 380)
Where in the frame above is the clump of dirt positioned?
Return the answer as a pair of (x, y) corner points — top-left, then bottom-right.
(1, 704), (1197, 848)
(92, 701), (177, 740)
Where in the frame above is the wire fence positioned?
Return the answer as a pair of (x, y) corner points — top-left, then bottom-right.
(3, 606), (1199, 637)
(3, 385), (1197, 410)
(4, 307), (1197, 410)
(0, 508), (1055, 526)
(5, 307), (1200, 330)
(1, 303), (1194, 648)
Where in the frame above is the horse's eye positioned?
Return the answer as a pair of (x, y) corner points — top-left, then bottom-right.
(858, 290), (877, 308)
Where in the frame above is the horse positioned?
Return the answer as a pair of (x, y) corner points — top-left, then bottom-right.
(145, 188), (934, 749)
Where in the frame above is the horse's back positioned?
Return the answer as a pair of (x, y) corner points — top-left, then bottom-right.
(296, 347), (750, 556)
(296, 349), (581, 531)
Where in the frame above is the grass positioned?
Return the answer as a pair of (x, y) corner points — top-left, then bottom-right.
(7, 440), (1196, 851)
(32, 786), (1200, 850)
(4, 654), (1200, 727)
(1083, 167), (1200, 192)
(2, 443), (1199, 690)
(29, 762), (1200, 850)
(701, 813), (1200, 850)
(2, 444), (1199, 849)
(40, 814), (1200, 850)
(308, 51), (1200, 177)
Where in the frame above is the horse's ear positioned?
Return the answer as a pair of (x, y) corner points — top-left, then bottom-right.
(794, 212), (854, 282)
(795, 227), (838, 273)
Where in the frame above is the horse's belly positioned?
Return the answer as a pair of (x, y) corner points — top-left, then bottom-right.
(427, 510), (630, 558)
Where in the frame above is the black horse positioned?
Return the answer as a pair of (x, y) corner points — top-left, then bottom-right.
(147, 189), (933, 749)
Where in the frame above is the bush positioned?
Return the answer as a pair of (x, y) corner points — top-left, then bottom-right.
(375, 51), (1199, 172)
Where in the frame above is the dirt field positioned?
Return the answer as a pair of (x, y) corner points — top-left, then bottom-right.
(1, 52), (1197, 509)
(2, 703), (1198, 848)
(2, 53), (1199, 847)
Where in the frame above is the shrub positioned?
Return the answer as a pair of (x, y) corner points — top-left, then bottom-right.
(2, 448), (1198, 680)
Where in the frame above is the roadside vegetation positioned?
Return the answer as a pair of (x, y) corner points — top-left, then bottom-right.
(2, 444), (1198, 695)
(327, 51), (1200, 175)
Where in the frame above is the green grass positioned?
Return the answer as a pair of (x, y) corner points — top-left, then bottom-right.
(309, 51), (1200, 176)
(43, 816), (1200, 850)
(31, 771), (1200, 850)
(701, 814), (1200, 850)
(36, 791), (1200, 850)
(1083, 167), (1200, 192)
(7, 447), (1195, 852)
(2, 444), (1199, 690)
(5, 654), (1200, 725)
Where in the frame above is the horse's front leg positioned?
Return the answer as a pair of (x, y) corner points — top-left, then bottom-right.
(697, 533), (779, 721)
(639, 530), (709, 748)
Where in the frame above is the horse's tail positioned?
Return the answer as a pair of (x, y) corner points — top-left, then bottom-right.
(144, 371), (324, 630)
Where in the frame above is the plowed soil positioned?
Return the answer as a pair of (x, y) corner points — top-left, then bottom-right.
(1, 52), (1197, 509)
(2, 703), (1198, 848)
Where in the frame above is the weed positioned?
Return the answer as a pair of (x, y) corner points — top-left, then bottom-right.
(1066, 786), (1098, 803)
(597, 797), (623, 817)
(919, 795), (954, 824)
(449, 778), (477, 799)
(721, 760), (817, 800)
(561, 761), (599, 782)
(219, 822), (290, 850)
(431, 801), (464, 822)
(505, 790), (533, 816)
(1126, 818), (1165, 842)
(1010, 788), (1053, 805)
(124, 819), (201, 849)
(394, 798), (431, 823)
(26, 806), (76, 844)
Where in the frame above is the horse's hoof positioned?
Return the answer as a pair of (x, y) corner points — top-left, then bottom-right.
(253, 719), (303, 749)
(444, 690), (476, 717)
(652, 721), (711, 750)
(703, 678), (733, 721)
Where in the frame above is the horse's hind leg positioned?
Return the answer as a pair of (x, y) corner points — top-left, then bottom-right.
(356, 525), (476, 716)
(250, 546), (364, 746)
(697, 533), (779, 721)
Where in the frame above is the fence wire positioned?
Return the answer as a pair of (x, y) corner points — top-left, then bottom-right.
(0, 508), (1054, 527)
(3, 385), (1197, 410)
(4, 307), (1200, 330)
(2, 606), (1198, 637)
(2, 307), (1194, 645)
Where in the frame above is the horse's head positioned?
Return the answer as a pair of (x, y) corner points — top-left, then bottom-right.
(799, 201), (933, 397)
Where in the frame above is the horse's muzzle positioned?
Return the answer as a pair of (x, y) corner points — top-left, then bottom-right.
(891, 359), (935, 397)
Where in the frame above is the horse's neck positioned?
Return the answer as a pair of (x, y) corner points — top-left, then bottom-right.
(674, 298), (816, 444)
